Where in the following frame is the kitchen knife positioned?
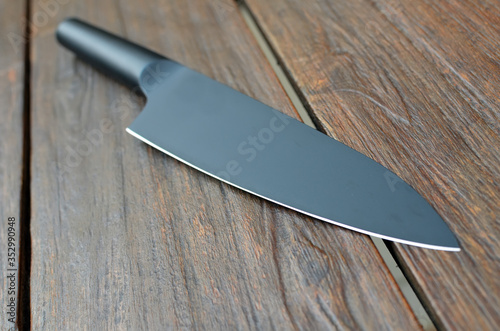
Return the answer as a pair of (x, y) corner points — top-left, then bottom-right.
(56, 18), (460, 251)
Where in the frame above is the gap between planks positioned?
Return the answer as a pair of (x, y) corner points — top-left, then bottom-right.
(18, 0), (32, 329)
(238, 2), (436, 330)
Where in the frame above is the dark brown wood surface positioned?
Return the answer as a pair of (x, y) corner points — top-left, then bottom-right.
(244, 0), (500, 329)
(28, 0), (422, 329)
(1, 2), (26, 329)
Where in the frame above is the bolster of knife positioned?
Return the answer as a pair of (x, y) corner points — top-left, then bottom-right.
(56, 18), (166, 89)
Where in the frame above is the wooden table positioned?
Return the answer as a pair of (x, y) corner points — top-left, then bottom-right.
(1, 0), (498, 329)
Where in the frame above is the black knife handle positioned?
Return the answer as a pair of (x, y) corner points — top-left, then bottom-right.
(56, 18), (166, 88)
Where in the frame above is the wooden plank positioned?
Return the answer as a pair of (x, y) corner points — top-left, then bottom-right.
(29, 0), (422, 329)
(244, 0), (500, 329)
(0, 1), (27, 329)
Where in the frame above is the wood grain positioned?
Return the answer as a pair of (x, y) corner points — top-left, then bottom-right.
(244, 0), (500, 329)
(29, 0), (423, 329)
(0, 1), (26, 329)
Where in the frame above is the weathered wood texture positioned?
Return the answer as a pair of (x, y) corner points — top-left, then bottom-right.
(0, 2), (26, 329)
(244, 0), (500, 329)
(29, 0), (423, 329)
